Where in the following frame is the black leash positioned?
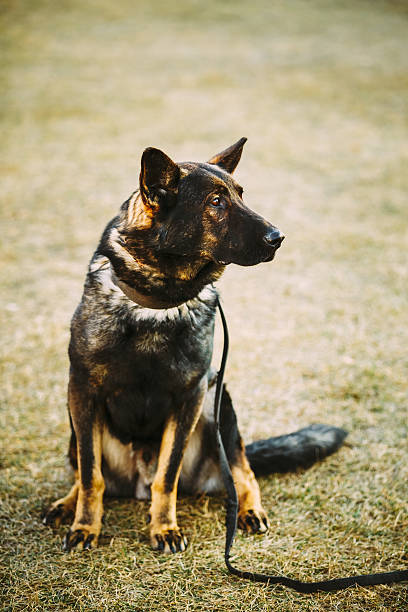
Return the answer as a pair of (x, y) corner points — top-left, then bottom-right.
(214, 297), (408, 593)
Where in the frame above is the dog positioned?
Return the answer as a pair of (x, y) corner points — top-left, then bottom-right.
(43, 138), (346, 553)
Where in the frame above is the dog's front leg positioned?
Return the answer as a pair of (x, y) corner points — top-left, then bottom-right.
(63, 376), (105, 551)
(149, 380), (206, 553)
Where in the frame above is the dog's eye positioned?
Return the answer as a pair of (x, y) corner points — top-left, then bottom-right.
(210, 196), (222, 207)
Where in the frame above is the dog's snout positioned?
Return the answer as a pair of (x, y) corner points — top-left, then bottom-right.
(263, 229), (285, 248)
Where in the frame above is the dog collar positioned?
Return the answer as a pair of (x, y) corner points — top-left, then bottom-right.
(110, 266), (187, 310)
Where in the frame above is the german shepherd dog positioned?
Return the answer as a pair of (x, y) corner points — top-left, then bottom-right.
(43, 138), (346, 553)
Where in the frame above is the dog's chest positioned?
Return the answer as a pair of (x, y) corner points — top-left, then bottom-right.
(99, 303), (215, 442)
(122, 305), (215, 375)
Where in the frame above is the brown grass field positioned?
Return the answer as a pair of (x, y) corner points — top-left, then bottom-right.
(1, 0), (408, 610)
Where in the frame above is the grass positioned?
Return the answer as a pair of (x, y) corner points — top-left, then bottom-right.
(1, 0), (408, 609)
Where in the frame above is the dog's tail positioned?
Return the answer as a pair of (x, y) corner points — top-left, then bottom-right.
(245, 424), (348, 476)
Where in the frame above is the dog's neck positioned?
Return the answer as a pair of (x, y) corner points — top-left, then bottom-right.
(101, 228), (224, 309)
(110, 265), (188, 309)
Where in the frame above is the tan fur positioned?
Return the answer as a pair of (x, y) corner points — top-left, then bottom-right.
(66, 374), (106, 548)
(101, 425), (157, 499)
(126, 191), (154, 229)
(149, 388), (204, 553)
(109, 228), (156, 273)
(102, 426), (135, 481)
(149, 418), (180, 543)
(70, 423), (105, 547)
(231, 443), (268, 533)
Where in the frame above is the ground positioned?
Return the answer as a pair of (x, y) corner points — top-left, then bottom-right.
(1, 0), (408, 610)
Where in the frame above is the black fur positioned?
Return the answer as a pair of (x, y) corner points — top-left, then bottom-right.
(245, 424), (348, 476)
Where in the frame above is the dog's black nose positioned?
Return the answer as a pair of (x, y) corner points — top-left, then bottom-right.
(263, 229), (285, 248)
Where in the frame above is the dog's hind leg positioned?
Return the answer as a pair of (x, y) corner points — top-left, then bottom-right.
(61, 376), (105, 551)
(43, 478), (79, 528)
(149, 379), (206, 553)
(218, 387), (269, 534)
(180, 384), (269, 534)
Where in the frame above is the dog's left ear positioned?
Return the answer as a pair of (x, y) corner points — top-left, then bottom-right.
(207, 137), (247, 174)
(140, 147), (180, 206)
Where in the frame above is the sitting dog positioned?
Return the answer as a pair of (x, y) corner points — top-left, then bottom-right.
(43, 138), (346, 553)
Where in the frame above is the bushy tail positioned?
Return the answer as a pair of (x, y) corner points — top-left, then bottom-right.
(245, 424), (348, 476)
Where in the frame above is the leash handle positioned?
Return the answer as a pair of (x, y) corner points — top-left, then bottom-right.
(214, 298), (408, 593)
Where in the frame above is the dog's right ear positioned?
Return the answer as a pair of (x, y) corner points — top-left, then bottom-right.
(139, 148), (180, 206)
(207, 137), (247, 174)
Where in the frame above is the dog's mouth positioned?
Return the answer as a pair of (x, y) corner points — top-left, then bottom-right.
(214, 245), (280, 267)
(262, 251), (276, 263)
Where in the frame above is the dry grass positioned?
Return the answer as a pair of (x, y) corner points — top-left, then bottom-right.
(1, 0), (408, 610)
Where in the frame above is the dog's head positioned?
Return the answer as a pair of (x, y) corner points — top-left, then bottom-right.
(120, 139), (284, 270)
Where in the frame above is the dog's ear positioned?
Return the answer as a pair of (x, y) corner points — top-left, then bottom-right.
(140, 147), (180, 206)
(207, 137), (247, 174)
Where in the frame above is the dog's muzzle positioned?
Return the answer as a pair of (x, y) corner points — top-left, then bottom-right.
(213, 227), (285, 267)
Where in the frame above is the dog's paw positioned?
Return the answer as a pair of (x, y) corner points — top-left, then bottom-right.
(42, 501), (73, 528)
(62, 527), (98, 552)
(150, 526), (188, 553)
(238, 508), (269, 534)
